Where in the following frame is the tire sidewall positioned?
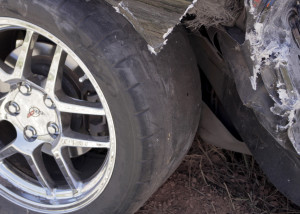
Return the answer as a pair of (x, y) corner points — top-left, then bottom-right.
(0, 1), (143, 213)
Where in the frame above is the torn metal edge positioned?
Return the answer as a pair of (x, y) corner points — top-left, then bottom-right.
(112, 0), (198, 55)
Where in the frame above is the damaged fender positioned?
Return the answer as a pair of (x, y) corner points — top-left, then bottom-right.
(245, 0), (300, 154)
(220, 0), (300, 154)
(104, 0), (197, 54)
(105, 0), (242, 54)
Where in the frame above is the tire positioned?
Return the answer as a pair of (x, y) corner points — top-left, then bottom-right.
(0, 0), (201, 213)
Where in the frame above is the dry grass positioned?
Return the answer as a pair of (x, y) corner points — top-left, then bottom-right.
(186, 0), (242, 29)
(137, 137), (300, 214)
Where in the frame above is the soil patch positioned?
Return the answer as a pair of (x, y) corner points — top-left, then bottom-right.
(137, 137), (300, 214)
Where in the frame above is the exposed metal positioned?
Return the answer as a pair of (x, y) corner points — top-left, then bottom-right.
(0, 18), (116, 213)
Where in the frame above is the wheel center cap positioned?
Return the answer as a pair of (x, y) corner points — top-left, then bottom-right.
(3, 82), (60, 142)
(27, 107), (44, 118)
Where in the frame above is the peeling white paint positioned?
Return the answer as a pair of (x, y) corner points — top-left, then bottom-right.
(163, 39), (168, 46)
(278, 88), (290, 105)
(247, 23), (291, 91)
(118, 1), (137, 20)
(163, 27), (174, 40)
(246, 0), (300, 153)
(113, 6), (120, 13)
(246, 22), (264, 90)
(249, 64), (260, 90)
(288, 110), (295, 128)
(179, 0), (198, 21)
(247, 1), (272, 90)
(272, 83), (299, 132)
(249, 0), (256, 16)
(248, 22), (295, 133)
(276, 109), (295, 131)
(277, 81), (284, 88)
(158, 0), (198, 53)
(113, 1), (137, 25)
(147, 44), (157, 55)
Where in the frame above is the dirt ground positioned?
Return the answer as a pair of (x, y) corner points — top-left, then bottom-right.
(137, 137), (300, 214)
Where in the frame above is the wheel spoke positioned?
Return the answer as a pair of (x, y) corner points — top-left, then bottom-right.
(0, 132), (54, 193)
(44, 46), (67, 96)
(52, 148), (80, 192)
(0, 132), (25, 161)
(13, 30), (38, 79)
(24, 146), (54, 194)
(0, 80), (10, 93)
(0, 144), (17, 161)
(0, 60), (13, 82)
(56, 95), (105, 115)
(59, 131), (110, 149)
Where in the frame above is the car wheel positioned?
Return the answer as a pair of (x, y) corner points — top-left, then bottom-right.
(0, 0), (201, 213)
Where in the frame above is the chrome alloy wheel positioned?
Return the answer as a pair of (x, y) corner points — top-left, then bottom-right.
(0, 18), (116, 213)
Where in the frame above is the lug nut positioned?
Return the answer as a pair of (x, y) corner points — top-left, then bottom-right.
(24, 126), (37, 142)
(5, 101), (20, 116)
(47, 122), (60, 138)
(19, 83), (31, 95)
(44, 97), (55, 108)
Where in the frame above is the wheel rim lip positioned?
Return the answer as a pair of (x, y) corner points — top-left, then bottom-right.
(0, 18), (117, 213)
